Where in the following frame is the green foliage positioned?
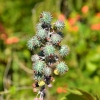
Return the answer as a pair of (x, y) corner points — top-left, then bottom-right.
(60, 88), (95, 100)
(9, 86), (17, 95)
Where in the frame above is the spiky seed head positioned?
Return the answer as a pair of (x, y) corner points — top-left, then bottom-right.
(33, 60), (46, 73)
(34, 73), (43, 81)
(54, 20), (65, 30)
(59, 45), (69, 57)
(27, 37), (34, 50)
(31, 54), (40, 62)
(32, 36), (41, 47)
(36, 29), (47, 39)
(51, 33), (62, 44)
(40, 11), (52, 24)
(43, 44), (55, 57)
(44, 67), (52, 76)
(36, 23), (42, 30)
(56, 62), (68, 74)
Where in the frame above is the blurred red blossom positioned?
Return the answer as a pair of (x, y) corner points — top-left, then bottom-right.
(69, 25), (79, 32)
(96, 12), (100, 18)
(58, 14), (66, 21)
(68, 18), (77, 26)
(56, 87), (67, 94)
(5, 37), (19, 45)
(81, 5), (89, 13)
(56, 87), (63, 94)
(91, 23), (100, 30)
(0, 33), (7, 40)
(68, 14), (80, 26)
(62, 89), (67, 93)
(75, 14), (81, 20)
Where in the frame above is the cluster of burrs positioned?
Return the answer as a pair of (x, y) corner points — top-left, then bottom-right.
(27, 11), (70, 100)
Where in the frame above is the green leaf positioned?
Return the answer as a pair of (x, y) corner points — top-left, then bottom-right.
(9, 86), (17, 95)
(86, 62), (97, 72)
(60, 88), (94, 100)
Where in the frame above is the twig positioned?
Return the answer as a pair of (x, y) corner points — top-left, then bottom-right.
(0, 95), (4, 100)
(3, 57), (12, 91)
(0, 86), (32, 95)
(14, 55), (33, 74)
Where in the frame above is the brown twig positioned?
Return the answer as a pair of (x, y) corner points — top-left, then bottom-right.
(3, 57), (12, 91)
(14, 55), (33, 74)
(0, 86), (32, 95)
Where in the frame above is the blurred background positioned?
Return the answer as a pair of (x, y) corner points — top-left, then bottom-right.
(0, 0), (100, 100)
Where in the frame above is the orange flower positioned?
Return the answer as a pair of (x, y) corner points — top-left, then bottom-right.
(5, 37), (19, 45)
(68, 18), (77, 26)
(81, 5), (89, 13)
(62, 89), (67, 93)
(91, 23), (100, 30)
(58, 14), (66, 21)
(75, 14), (81, 20)
(56, 87), (67, 94)
(69, 25), (79, 32)
(96, 12), (100, 18)
(0, 33), (7, 40)
(72, 25), (79, 32)
(56, 87), (63, 94)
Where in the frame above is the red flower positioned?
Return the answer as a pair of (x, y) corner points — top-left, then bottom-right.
(96, 12), (100, 18)
(58, 14), (66, 21)
(5, 37), (19, 44)
(75, 14), (81, 20)
(68, 18), (77, 26)
(81, 5), (89, 13)
(56, 87), (63, 94)
(72, 25), (79, 32)
(91, 23), (100, 30)
(62, 89), (67, 93)
(56, 87), (67, 94)
(69, 25), (79, 32)
(0, 33), (7, 40)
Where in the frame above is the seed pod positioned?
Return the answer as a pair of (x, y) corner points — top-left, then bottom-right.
(43, 44), (55, 57)
(34, 73), (43, 81)
(51, 33), (62, 44)
(59, 45), (69, 57)
(32, 36), (41, 47)
(44, 67), (52, 76)
(54, 20), (65, 30)
(36, 29), (47, 40)
(36, 22), (42, 30)
(40, 11), (52, 24)
(56, 62), (68, 74)
(31, 54), (40, 62)
(33, 60), (46, 73)
(27, 37), (34, 50)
